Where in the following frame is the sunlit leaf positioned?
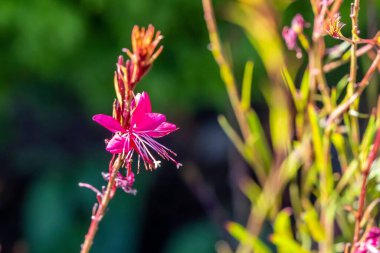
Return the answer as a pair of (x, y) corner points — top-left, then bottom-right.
(359, 113), (376, 164)
(246, 109), (272, 169)
(226, 222), (272, 253)
(241, 61), (254, 111)
(271, 234), (311, 253)
(281, 67), (297, 105)
(336, 75), (349, 100)
(299, 70), (310, 109)
(262, 87), (291, 153)
(240, 177), (262, 204)
(303, 208), (326, 242)
(274, 209), (293, 239)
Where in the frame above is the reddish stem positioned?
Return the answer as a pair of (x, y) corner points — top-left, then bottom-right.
(80, 155), (124, 253)
(351, 129), (380, 252)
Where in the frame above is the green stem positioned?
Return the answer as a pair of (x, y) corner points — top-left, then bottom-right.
(348, 0), (361, 154)
(202, 0), (250, 140)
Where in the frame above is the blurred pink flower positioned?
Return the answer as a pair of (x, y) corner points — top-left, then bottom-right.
(355, 227), (380, 253)
(282, 27), (298, 50)
(291, 14), (305, 34)
(93, 91), (182, 170)
(282, 14), (305, 58)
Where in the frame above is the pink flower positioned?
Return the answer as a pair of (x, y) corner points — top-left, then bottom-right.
(282, 14), (306, 59)
(355, 227), (380, 253)
(291, 14), (305, 34)
(282, 26), (298, 50)
(93, 92), (182, 170)
(102, 171), (136, 195)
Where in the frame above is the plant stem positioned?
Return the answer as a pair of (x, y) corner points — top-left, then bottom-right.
(310, 2), (334, 251)
(347, 0), (361, 153)
(202, 0), (250, 140)
(323, 44), (374, 73)
(351, 129), (380, 252)
(80, 155), (124, 253)
(327, 51), (380, 126)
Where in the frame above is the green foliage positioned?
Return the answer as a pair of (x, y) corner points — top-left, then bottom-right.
(206, 0), (380, 252)
(226, 222), (271, 253)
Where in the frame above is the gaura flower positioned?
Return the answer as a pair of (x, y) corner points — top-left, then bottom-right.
(93, 91), (182, 170)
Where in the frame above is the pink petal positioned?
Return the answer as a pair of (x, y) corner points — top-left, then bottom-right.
(134, 113), (166, 132)
(148, 122), (178, 138)
(131, 92), (152, 125)
(106, 134), (130, 154)
(93, 114), (125, 133)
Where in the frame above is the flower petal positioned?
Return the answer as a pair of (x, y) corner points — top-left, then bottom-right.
(134, 113), (166, 132)
(148, 122), (178, 138)
(106, 134), (130, 154)
(131, 92), (152, 125)
(93, 114), (125, 133)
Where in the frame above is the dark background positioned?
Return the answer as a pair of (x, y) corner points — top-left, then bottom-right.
(0, 0), (379, 252)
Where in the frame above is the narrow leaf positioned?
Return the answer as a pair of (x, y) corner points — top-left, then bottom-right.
(226, 222), (272, 253)
(241, 61), (254, 110)
(303, 208), (326, 242)
(281, 67), (297, 103)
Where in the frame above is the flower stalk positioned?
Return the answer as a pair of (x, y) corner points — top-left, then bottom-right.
(202, 0), (250, 140)
(351, 128), (380, 252)
(80, 155), (124, 253)
(79, 25), (180, 253)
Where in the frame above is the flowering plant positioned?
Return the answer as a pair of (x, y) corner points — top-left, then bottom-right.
(79, 25), (180, 253)
(203, 0), (380, 252)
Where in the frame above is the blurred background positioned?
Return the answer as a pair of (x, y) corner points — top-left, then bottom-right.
(0, 0), (379, 252)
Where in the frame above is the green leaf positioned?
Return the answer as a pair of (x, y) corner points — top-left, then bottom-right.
(303, 208), (326, 242)
(274, 209), (293, 239)
(241, 61), (254, 111)
(300, 70), (310, 109)
(272, 209), (313, 253)
(360, 113), (376, 164)
(263, 87), (291, 153)
(219, 115), (267, 182)
(246, 109), (272, 169)
(331, 133), (348, 171)
(218, 115), (250, 164)
(279, 142), (304, 181)
(226, 222), (272, 253)
(336, 75), (348, 100)
(303, 164), (319, 196)
(336, 160), (359, 194)
(289, 182), (302, 217)
(308, 105), (323, 169)
(240, 177), (262, 204)
(281, 67), (297, 104)
(271, 234), (311, 253)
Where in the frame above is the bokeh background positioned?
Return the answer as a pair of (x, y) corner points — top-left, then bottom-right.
(0, 0), (379, 252)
